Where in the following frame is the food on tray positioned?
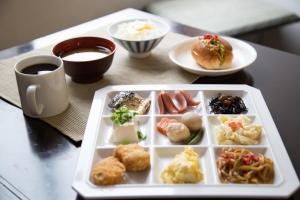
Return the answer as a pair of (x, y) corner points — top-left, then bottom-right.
(113, 143), (150, 171)
(160, 91), (179, 114)
(111, 105), (137, 125)
(174, 90), (187, 113)
(156, 115), (204, 144)
(157, 92), (166, 114)
(216, 115), (262, 145)
(209, 94), (247, 114)
(110, 106), (146, 144)
(91, 144), (150, 185)
(191, 34), (233, 70)
(179, 90), (200, 106)
(181, 129), (203, 145)
(158, 90), (200, 114)
(114, 20), (163, 41)
(160, 147), (203, 184)
(181, 112), (202, 131)
(91, 156), (126, 185)
(111, 120), (139, 143)
(217, 148), (274, 184)
(108, 91), (151, 115)
(156, 117), (178, 135)
(165, 122), (191, 142)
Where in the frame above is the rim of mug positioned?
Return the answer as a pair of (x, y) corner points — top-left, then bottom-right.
(14, 55), (63, 77)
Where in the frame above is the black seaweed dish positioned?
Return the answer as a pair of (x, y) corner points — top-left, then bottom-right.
(209, 94), (248, 114)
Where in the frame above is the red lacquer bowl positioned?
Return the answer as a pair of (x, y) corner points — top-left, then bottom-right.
(53, 37), (116, 84)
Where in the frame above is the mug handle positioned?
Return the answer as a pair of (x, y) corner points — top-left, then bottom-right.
(26, 85), (44, 115)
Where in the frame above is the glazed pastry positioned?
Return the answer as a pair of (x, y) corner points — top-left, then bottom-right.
(91, 156), (125, 185)
(191, 34), (233, 70)
(113, 144), (150, 172)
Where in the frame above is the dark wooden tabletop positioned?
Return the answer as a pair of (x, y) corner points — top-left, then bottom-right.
(0, 8), (299, 200)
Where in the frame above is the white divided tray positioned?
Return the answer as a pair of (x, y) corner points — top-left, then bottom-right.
(72, 84), (299, 199)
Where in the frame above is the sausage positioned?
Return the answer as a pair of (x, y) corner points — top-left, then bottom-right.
(175, 90), (187, 113)
(180, 90), (200, 106)
(157, 93), (165, 114)
(161, 92), (178, 114)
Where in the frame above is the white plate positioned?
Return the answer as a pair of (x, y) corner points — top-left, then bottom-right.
(72, 84), (299, 199)
(169, 37), (257, 76)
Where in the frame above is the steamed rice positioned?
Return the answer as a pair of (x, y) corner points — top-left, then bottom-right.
(114, 20), (163, 41)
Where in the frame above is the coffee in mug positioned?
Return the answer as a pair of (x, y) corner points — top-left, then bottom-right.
(21, 63), (59, 75)
(14, 55), (69, 118)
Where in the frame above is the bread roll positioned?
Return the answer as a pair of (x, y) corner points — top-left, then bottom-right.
(191, 34), (233, 70)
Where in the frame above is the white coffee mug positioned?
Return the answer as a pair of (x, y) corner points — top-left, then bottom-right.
(14, 55), (69, 118)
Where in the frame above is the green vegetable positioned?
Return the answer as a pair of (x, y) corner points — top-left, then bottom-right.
(188, 130), (203, 145)
(137, 131), (147, 140)
(209, 39), (226, 65)
(218, 44), (226, 65)
(111, 106), (137, 125)
(182, 132), (196, 144)
(182, 129), (204, 145)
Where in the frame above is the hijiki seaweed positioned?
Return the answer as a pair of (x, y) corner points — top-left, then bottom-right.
(209, 94), (247, 114)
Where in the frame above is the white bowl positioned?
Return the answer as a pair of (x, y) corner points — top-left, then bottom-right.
(108, 18), (170, 58)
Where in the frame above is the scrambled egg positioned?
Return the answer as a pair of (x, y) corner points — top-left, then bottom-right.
(137, 23), (154, 31)
(160, 147), (203, 183)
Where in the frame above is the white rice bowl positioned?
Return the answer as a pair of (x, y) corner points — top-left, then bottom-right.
(113, 20), (165, 41)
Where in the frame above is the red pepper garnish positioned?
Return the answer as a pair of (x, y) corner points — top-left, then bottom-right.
(203, 34), (213, 39)
(203, 34), (219, 40)
(242, 153), (259, 165)
(228, 122), (243, 131)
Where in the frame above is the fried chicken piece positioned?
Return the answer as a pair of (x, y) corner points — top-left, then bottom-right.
(91, 156), (125, 185)
(113, 144), (150, 172)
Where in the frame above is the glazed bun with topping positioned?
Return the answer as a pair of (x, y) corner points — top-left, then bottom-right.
(191, 34), (233, 70)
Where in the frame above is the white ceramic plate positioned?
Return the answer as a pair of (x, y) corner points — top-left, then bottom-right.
(169, 37), (257, 76)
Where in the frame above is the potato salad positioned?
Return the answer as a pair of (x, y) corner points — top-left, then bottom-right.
(216, 115), (262, 145)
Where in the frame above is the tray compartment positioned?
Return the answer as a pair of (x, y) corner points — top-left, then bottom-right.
(96, 115), (151, 147)
(212, 146), (283, 185)
(203, 90), (255, 115)
(89, 147), (152, 186)
(103, 90), (152, 115)
(154, 90), (203, 115)
(152, 146), (213, 185)
(207, 115), (268, 146)
(153, 114), (208, 146)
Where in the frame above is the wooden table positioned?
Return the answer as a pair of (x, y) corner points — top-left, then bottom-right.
(0, 8), (299, 200)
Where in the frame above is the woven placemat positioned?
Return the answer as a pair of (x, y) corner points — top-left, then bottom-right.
(0, 26), (198, 142)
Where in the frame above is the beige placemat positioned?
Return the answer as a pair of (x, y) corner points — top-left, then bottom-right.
(0, 26), (198, 142)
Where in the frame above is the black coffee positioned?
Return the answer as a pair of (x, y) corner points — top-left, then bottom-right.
(21, 63), (59, 75)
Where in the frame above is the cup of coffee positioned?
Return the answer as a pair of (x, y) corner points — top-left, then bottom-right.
(14, 55), (69, 118)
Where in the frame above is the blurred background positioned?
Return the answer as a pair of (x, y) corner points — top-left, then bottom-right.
(1, 0), (300, 55)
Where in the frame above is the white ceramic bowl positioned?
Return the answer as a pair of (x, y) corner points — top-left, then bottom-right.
(108, 19), (170, 58)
